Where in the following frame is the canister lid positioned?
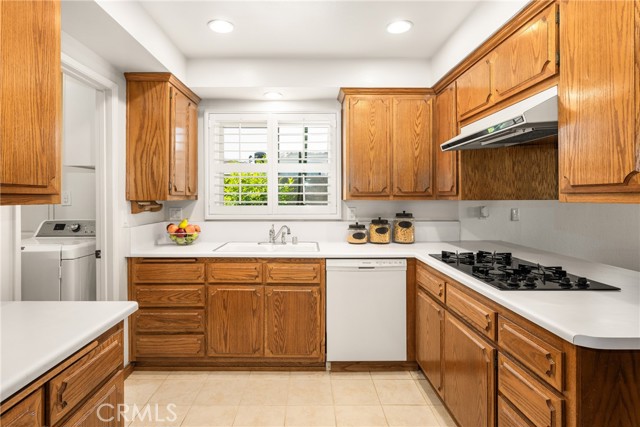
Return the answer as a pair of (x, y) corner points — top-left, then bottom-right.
(395, 210), (413, 218)
(371, 217), (389, 225)
(348, 222), (366, 230)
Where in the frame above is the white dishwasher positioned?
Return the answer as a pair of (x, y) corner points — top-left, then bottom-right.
(326, 259), (407, 361)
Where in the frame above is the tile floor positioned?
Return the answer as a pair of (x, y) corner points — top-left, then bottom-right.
(124, 370), (457, 427)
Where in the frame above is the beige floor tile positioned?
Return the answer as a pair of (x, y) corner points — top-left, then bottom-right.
(334, 405), (388, 427)
(249, 371), (291, 380)
(181, 405), (238, 427)
(241, 379), (290, 405)
(168, 371), (211, 380)
(209, 371), (252, 379)
(415, 380), (443, 406)
(332, 380), (379, 405)
(148, 378), (206, 405)
(289, 371), (331, 379)
(195, 379), (248, 406)
(430, 405), (457, 427)
(330, 372), (372, 380)
(370, 371), (413, 380)
(373, 380), (426, 405)
(409, 371), (426, 380)
(233, 405), (286, 426)
(288, 379), (333, 405)
(128, 371), (170, 380)
(285, 405), (336, 427)
(383, 406), (440, 427)
(125, 379), (165, 405)
(128, 403), (189, 427)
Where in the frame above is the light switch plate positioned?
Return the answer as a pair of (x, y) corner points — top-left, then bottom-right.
(61, 191), (71, 206)
(347, 207), (357, 221)
(510, 208), (520, 221)
(169, 207), (183, 221)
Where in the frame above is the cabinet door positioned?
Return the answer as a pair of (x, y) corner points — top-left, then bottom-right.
(434, 83), (458, 198)
(456, 58), (493, 121)
(0, 388), (44, 427)
(416, 289), (443, 395)
(207, 285), (264, 357)
(186, 99), (198, 196)
(559, 0), (639, 199)
(392, 96), (434, 198)
(443, 312), (496, 427)
(170, 87), (189, 196)
(493, 4), (558, 101)
(62, 371), (124, 427)
(264, 285), (323, 360)
(344, 96), (392, 198)
(0, 0), (61, 205)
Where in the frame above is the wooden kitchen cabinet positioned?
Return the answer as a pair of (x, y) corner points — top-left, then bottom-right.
(443, 311), (496, 427)
(434, 83), (458, 199)
(558, 0), (640, 202)
(125, 73), (201, 209)
(0, 389), (44, 427)
(416, 287), (444, 395)
(0, 0), (61, 205)
(456, 57), (493, 122)
(339, 89), (435, 200)
(60, 371), (124, 427)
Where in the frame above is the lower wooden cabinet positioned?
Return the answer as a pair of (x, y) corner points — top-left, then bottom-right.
(61, 371), (124, 427)
(416, 287), (443, 394)
(207, 285), (264, 357)
(443, 312), (496, 427)
(0, 388), (44, 427)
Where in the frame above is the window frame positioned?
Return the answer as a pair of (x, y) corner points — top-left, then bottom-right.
(204, 111), (341, 220)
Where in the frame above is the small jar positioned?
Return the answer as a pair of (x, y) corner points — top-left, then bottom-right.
(393, 211), (415, 244)
(347, 222), (368, 244)
(369, 217), (391, 244)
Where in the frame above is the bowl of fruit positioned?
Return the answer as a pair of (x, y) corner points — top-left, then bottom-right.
(166, 219), (200, 245)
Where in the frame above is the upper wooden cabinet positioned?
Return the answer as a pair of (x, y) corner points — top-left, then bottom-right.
(434, 83), (459, 199)
(456, 3), (558, 123)
(125, 73), (201, 207)
(340, 89), (435, 200)
(558, 0), (640, 203)
(0, 0), (61, 205)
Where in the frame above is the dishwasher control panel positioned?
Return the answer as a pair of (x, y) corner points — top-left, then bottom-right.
(326, 259), (407, 269)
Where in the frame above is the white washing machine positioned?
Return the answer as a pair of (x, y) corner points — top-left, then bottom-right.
(21, 220), (97, 301)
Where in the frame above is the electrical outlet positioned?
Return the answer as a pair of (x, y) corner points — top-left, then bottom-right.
(479, 206), (489, 219)
(510, 208), (520, 221)
(169, 207), (183, 221)
(61, 191), (71, 206)
(346, 207), (357, 221)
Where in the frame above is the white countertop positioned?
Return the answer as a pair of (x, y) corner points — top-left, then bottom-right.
(0, 301), (138, 401)
(131, 240), (640, 350)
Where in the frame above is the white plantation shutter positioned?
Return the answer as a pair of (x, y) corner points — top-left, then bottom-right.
(206, 113), (339, 219)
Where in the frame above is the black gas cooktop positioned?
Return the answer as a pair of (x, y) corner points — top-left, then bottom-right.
(430, 250), (620, 291)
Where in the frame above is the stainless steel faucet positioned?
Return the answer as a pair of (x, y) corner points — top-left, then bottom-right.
(269, 224), (291, 244)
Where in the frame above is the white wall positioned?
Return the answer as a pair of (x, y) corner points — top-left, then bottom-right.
(0, 207), (20, 301)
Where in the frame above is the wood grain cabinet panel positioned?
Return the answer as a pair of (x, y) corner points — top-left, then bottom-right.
(434, 83), (458, 199)
(265, 262), (321, 284)
(498, 395), (535, 427)
(0, 0), (61, 205)
(559, 0), (640, 201)
(48, 330), (123, 426)
(264, 286), (323, 359)
(446, 285), (497, 340)
(134, 309), (205, 333)
(443, 312), (496, 427)
(343, 95), (392, 198)
(207, 285), (264, 357)
(498, 316), (564, 392)
(456, 58), (493, 121)
(135, 335), (205, 358)
(134, 285), (205, 308)
(0, 388), (44, 427)
(498, 354), (563, 427)
(493, 4), (558, 101)
(132, 262), (205, 283)
(416, 262), (446, 303)
(61, 371), (124, 427)
(207, 262), (263, 283)
(416, 288), (443, 395)
(125, 73), (200, 204)
(392, 96), (434, 197)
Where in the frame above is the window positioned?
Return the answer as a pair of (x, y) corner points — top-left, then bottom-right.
(206, 113), (339, 219)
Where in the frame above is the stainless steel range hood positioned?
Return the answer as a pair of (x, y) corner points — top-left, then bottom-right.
(441, 86), (558, 152)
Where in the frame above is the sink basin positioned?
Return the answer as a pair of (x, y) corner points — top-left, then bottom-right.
(214, 241), (320, 253)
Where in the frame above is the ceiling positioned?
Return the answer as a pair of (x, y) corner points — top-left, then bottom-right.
(139, 1), (479, 60)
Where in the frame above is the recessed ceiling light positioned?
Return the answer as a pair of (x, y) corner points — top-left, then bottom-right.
(264, 91), (283, 100)
(386, 20), (413, 34)
(207, 20), (234, 33)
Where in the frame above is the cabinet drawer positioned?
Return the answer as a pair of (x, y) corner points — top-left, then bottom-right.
(61, 370), (124, 427)
(446, 285), (496, 340)
(132, 262), (205, 283)
(135, 309), (205, 333)
(134, 285), (205, 307)
(498, 354), (563, 427)
(207, 262), (262, 283)
(416, 263), (445, 303)
(498, 395), (535, 427)
(498, 316), (564, 391)
(265, 262), (321, 284)
(0, 388), (44, 427)
(135, 335), (205, 358)
(48, 330), (123, 426)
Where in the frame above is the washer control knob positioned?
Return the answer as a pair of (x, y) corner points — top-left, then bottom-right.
(70, 224), (81, 233)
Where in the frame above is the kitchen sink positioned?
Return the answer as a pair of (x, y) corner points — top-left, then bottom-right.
(214, 241), (320, 253)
